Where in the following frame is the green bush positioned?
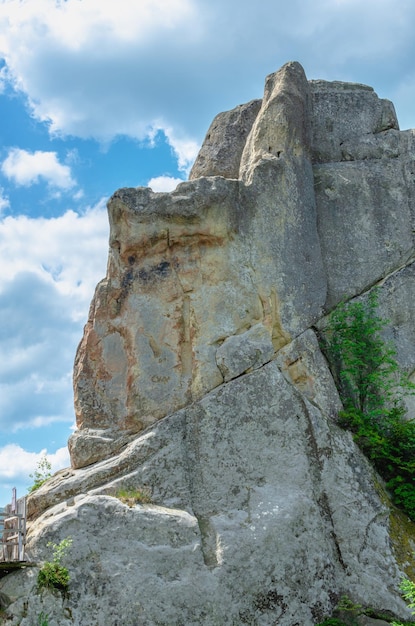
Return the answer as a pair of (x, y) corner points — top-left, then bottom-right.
(37, 537), (72, 593)
(38, 562), (69, 591)
(322, 290), (415, 520)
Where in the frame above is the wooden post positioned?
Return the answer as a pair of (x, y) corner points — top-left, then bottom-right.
(0, 490), (27, 563)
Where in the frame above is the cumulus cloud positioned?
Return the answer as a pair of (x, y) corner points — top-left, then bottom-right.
(0, 201), (109, 315)
(1, 0), (413, 168)
(0, 444), (70, 481)
(1, 148), (76, 189)
(0, 444), (70, 506)
(0, 0), (202, 146)
(0, 203), (109, 433)
(147, 175), (185, 192)
(163, 128), (200, 174)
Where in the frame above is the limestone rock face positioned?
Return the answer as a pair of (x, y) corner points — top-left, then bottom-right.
(7, 354), (414, 624)
(3, 61), (415, 625)
(70, 62), (328, 469)
(71, 177), (246, 465)
(309, 80), (399, 164)
(216, 322), (274, 381)
(189, 99), (262, 179)
(18, 334), (414, 626)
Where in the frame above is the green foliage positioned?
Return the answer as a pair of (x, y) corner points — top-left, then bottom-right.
(391, 578), (415, 625)
(315, 594), (363, 625)
(323, 290), (415, 520)
(28, 455), (52, 493)
(48, 537), (73, 564)
(115, 487), (152, 506)
(315, 582), (415, 625)
(401, 578), (415, 612)
(324, 290), (413, 419)
(37, 537), (72, 593)
(37, 612), (49, 626)
(37, 562), (70, 592)
(336, 595), (362, 612)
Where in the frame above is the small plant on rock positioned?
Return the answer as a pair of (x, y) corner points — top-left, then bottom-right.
(28, 455), (52, 493)
(37, 537), (72, 593)
(37, 612), (49, 626)
(115, 487), (152, 507)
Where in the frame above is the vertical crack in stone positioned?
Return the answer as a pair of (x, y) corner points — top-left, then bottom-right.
(181, 294), (193, 396)
(299, 393), (348, 572)
(271, 288), (291, 351)
(195, 515), (220, 569)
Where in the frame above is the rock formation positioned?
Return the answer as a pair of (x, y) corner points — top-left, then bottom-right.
(2, 61), (415, 625)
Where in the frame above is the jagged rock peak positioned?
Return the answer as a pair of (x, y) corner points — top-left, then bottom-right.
(191, 60), (400, 178)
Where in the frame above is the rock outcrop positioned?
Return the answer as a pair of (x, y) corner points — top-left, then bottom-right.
(2, 61), (415, 626)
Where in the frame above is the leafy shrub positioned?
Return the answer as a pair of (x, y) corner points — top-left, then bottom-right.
(400, 578), (415, 613)
(391, 578), (415, 625)
(322, 290), (415, 520)
(37, 537), (72, 593)
(28, 455), (52, 493)
(38, 562), (70, 592)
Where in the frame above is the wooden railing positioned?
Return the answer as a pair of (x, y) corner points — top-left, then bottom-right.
(0, 489), (27, 562)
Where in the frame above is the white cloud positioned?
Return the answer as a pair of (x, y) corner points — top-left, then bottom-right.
(0, 444), (70, 480)
(163, 127), (200, 175)
(0, 0), (202, 140)
(0, 0), (414, 164)
(0, 203), (109, 433)
(147, 175), (185, 193)
(0, 0), (197, 52)
(0, 200), (109, 317)
(0, 443), (71, 506)
(1, 148), (76, 189)
(0, 187), (9, 212)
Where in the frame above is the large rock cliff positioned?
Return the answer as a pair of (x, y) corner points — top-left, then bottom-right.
(2, 61), (415, 625)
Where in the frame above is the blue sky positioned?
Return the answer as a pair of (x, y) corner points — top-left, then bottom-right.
(0, 0), (415, 507)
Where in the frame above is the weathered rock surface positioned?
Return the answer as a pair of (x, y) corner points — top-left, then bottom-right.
(189, 99), (262, 180)
(6, 354), (415, 625)
(309, 80), (399, 164)
(70, 62), (328, 469)
(70, 60), (415, 470)
(2, 61), (415, 625)
(216, 322), (274, 381)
